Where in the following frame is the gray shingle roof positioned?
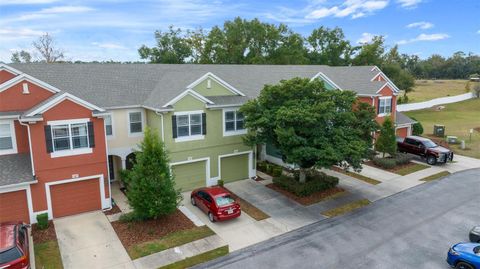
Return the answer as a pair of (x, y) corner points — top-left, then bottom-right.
(8, 64), (391, 110)
(206, 95), (251, 107)
(0, 153), (34, 187)
(396, 111), (416, 125)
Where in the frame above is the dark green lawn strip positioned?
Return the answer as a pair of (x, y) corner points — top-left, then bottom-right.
(332, 168), (381, 185)
(321, 199), (371, 218)
(34, 240), (63, 269)
(394, 163), (430, 176)
(128, 226), (215, 260)
(420, 171), (451, 182)
(158, 246), (229, 269)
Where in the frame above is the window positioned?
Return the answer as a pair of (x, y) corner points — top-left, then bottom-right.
(0, 123), (13, 151)
(129, 111), (143, 134)
(104, 115), (113, 136)
(177, 113), (202, 137)
(378, 97), (392, 115)
(52, 123), (89, 151)
(224, 110), (246, 136)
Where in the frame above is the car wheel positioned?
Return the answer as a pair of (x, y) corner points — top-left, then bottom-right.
(191, 197), (196, 206)
(455, 262), (474, 269)
(426, 155), (437, 165)
(208, 212), (215, 222)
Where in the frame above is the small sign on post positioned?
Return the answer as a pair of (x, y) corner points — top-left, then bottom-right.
(470, 129), (474, 142)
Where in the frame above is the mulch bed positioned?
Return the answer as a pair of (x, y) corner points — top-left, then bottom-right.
(254, 176), (266, 181)
(364, 160), (421, 173)
(223, 187), (269, 221)
(266, 184), (345, 206)
(104, 204), (122, 215)
(32, 221), (57, 244)
(111, 210), (195, 248)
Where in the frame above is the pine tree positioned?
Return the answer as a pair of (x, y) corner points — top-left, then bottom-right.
(123, 127), (181, 220)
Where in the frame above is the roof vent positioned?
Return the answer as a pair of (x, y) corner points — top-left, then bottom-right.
(207, 79), (211, 89)
(22, 83), (30, 94)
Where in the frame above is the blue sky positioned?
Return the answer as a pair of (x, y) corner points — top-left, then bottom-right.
(1, 0), (479, 62)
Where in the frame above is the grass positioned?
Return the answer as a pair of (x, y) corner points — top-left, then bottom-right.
(321, 199), (371, 218)
(404, 79), (476, 103)
(331, 167), (381, 185)
(420, 171), (451, 182)
(158, 246), (229, 269)
(34, 240), (63, 269)
(224, 187), (269, 221)
(394, 163), (430, 176)
(128, 225), (215, 260)
(405, 98), (480, 159)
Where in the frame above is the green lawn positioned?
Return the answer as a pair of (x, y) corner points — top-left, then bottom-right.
(158, 246), (229, 269)
(404, 80), (475, 103)
(394, 163), (430, 176)
(321, 199), (371, 218)
(34, 241), (63, 269)
(128, 225), (215, 260)
(405, 98), (480, 159)
(420, 171), (451, 182)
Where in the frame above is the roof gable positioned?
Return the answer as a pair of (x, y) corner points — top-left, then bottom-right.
(24, 92), (104, 117)
(0, 73), (61, 94)
(187, 72), (245, 97)
(163, 89), (214, 108)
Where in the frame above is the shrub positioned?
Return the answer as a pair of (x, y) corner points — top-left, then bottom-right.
(410, 117), (424, 136)
(273, 171), (338, 197)
(395, 153), (412, 165)
(272, 166), (283, 177)
(36, 213), (49, 230)
(217, 179), (224, 187)
(372, 157), (396, 169)
(257, 162), (267, 172)
(375, 118), (397, 157)
(266, 164), (273, 175)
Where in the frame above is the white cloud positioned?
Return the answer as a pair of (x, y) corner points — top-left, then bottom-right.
(357, 32), (376, 44)
(92, 42), (127, 49)
(38, 6), (95, 14)
(397, 0), (422, 8)
(0, 0), (58, 5)
(0, 28), (44, 37)
(477, 30), (480, 34)
(397, 33), (450, 45)
(306, 0), (389, 19)
(406, 21), (434, 29)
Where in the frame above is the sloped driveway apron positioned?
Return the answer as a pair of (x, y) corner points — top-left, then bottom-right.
(54, 211), (134, 269)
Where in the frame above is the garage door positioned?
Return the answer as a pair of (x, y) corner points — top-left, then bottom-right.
(172, 161), (206, 191)
(50, 179), (101, 218)
(0, 190), (29, 223)
(221, 154), (249, 183)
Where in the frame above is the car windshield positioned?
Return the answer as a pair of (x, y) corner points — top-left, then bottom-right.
(215, 195), (235, 207)
(423, 140), (437, 148)
(474, 246), (480, 255)
(0, 247), (21, 264)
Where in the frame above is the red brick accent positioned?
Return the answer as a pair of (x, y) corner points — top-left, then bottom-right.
(0, 80), (54, 112)
(0, 70), (16, 85)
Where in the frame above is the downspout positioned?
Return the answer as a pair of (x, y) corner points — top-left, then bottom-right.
(101, 114), (112, 211)
(18, 117), (35, 176)
(154, 111), (165, 142)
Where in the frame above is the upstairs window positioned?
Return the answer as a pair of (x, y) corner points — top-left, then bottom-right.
(378, 97), (392, 115)
(45, 120), (95, 157)
(172, 111), (206, 141)
(128, 111), (143, 134)
(104, 115), (113, 136)
(0, 122), (14, 152)
(223, 110), (246, 136)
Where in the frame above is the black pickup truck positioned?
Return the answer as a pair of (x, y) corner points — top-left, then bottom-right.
(397, 136), (454, 165)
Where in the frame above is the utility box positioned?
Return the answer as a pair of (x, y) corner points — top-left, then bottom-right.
(446, 136), (458, 144)
(434, 124), (445, 137)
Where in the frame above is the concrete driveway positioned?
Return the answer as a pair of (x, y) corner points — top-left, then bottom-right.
(181, 192), (285, 251)
(54, 211), (134, 269)
(196, 168), (480, 269)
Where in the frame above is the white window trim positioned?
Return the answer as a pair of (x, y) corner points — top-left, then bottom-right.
(0, 120), (18, 155)
(222, 108), (247, 137)
(127, 109), (145, 137)
(174, 110), (205, 142)
(48, 119), (92, 158)
(377, 96), (393, 117)
(103, 113), (115, 139)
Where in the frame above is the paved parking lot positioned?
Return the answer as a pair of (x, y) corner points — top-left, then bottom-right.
(196, 168), (480, 269)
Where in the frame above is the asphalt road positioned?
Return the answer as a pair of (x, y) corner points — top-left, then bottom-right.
(196, 168), (480, 269)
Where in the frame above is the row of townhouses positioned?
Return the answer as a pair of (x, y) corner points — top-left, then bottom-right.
(0, 63), (415, 223)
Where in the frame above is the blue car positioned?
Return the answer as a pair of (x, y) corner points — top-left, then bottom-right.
(447, 243), (480, 269)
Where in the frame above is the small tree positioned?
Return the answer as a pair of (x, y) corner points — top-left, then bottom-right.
(123, 127), (181, 220)
(473, 84), (480, 98)
(411, 117), (424, 136)
(375, 118), (397, 157)
(32, 33), (64, 63)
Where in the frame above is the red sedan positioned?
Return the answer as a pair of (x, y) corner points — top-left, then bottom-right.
(0, 222), (30, 269)
(191, 186), (241, 222)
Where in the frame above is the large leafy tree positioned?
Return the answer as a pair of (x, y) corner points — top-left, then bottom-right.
(123, 127), (182, 220)
(139, 26), (192, 63)
(352, 36), (385, 66)
(307, 26), (355, 66)
(241, 78), (377, 182)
